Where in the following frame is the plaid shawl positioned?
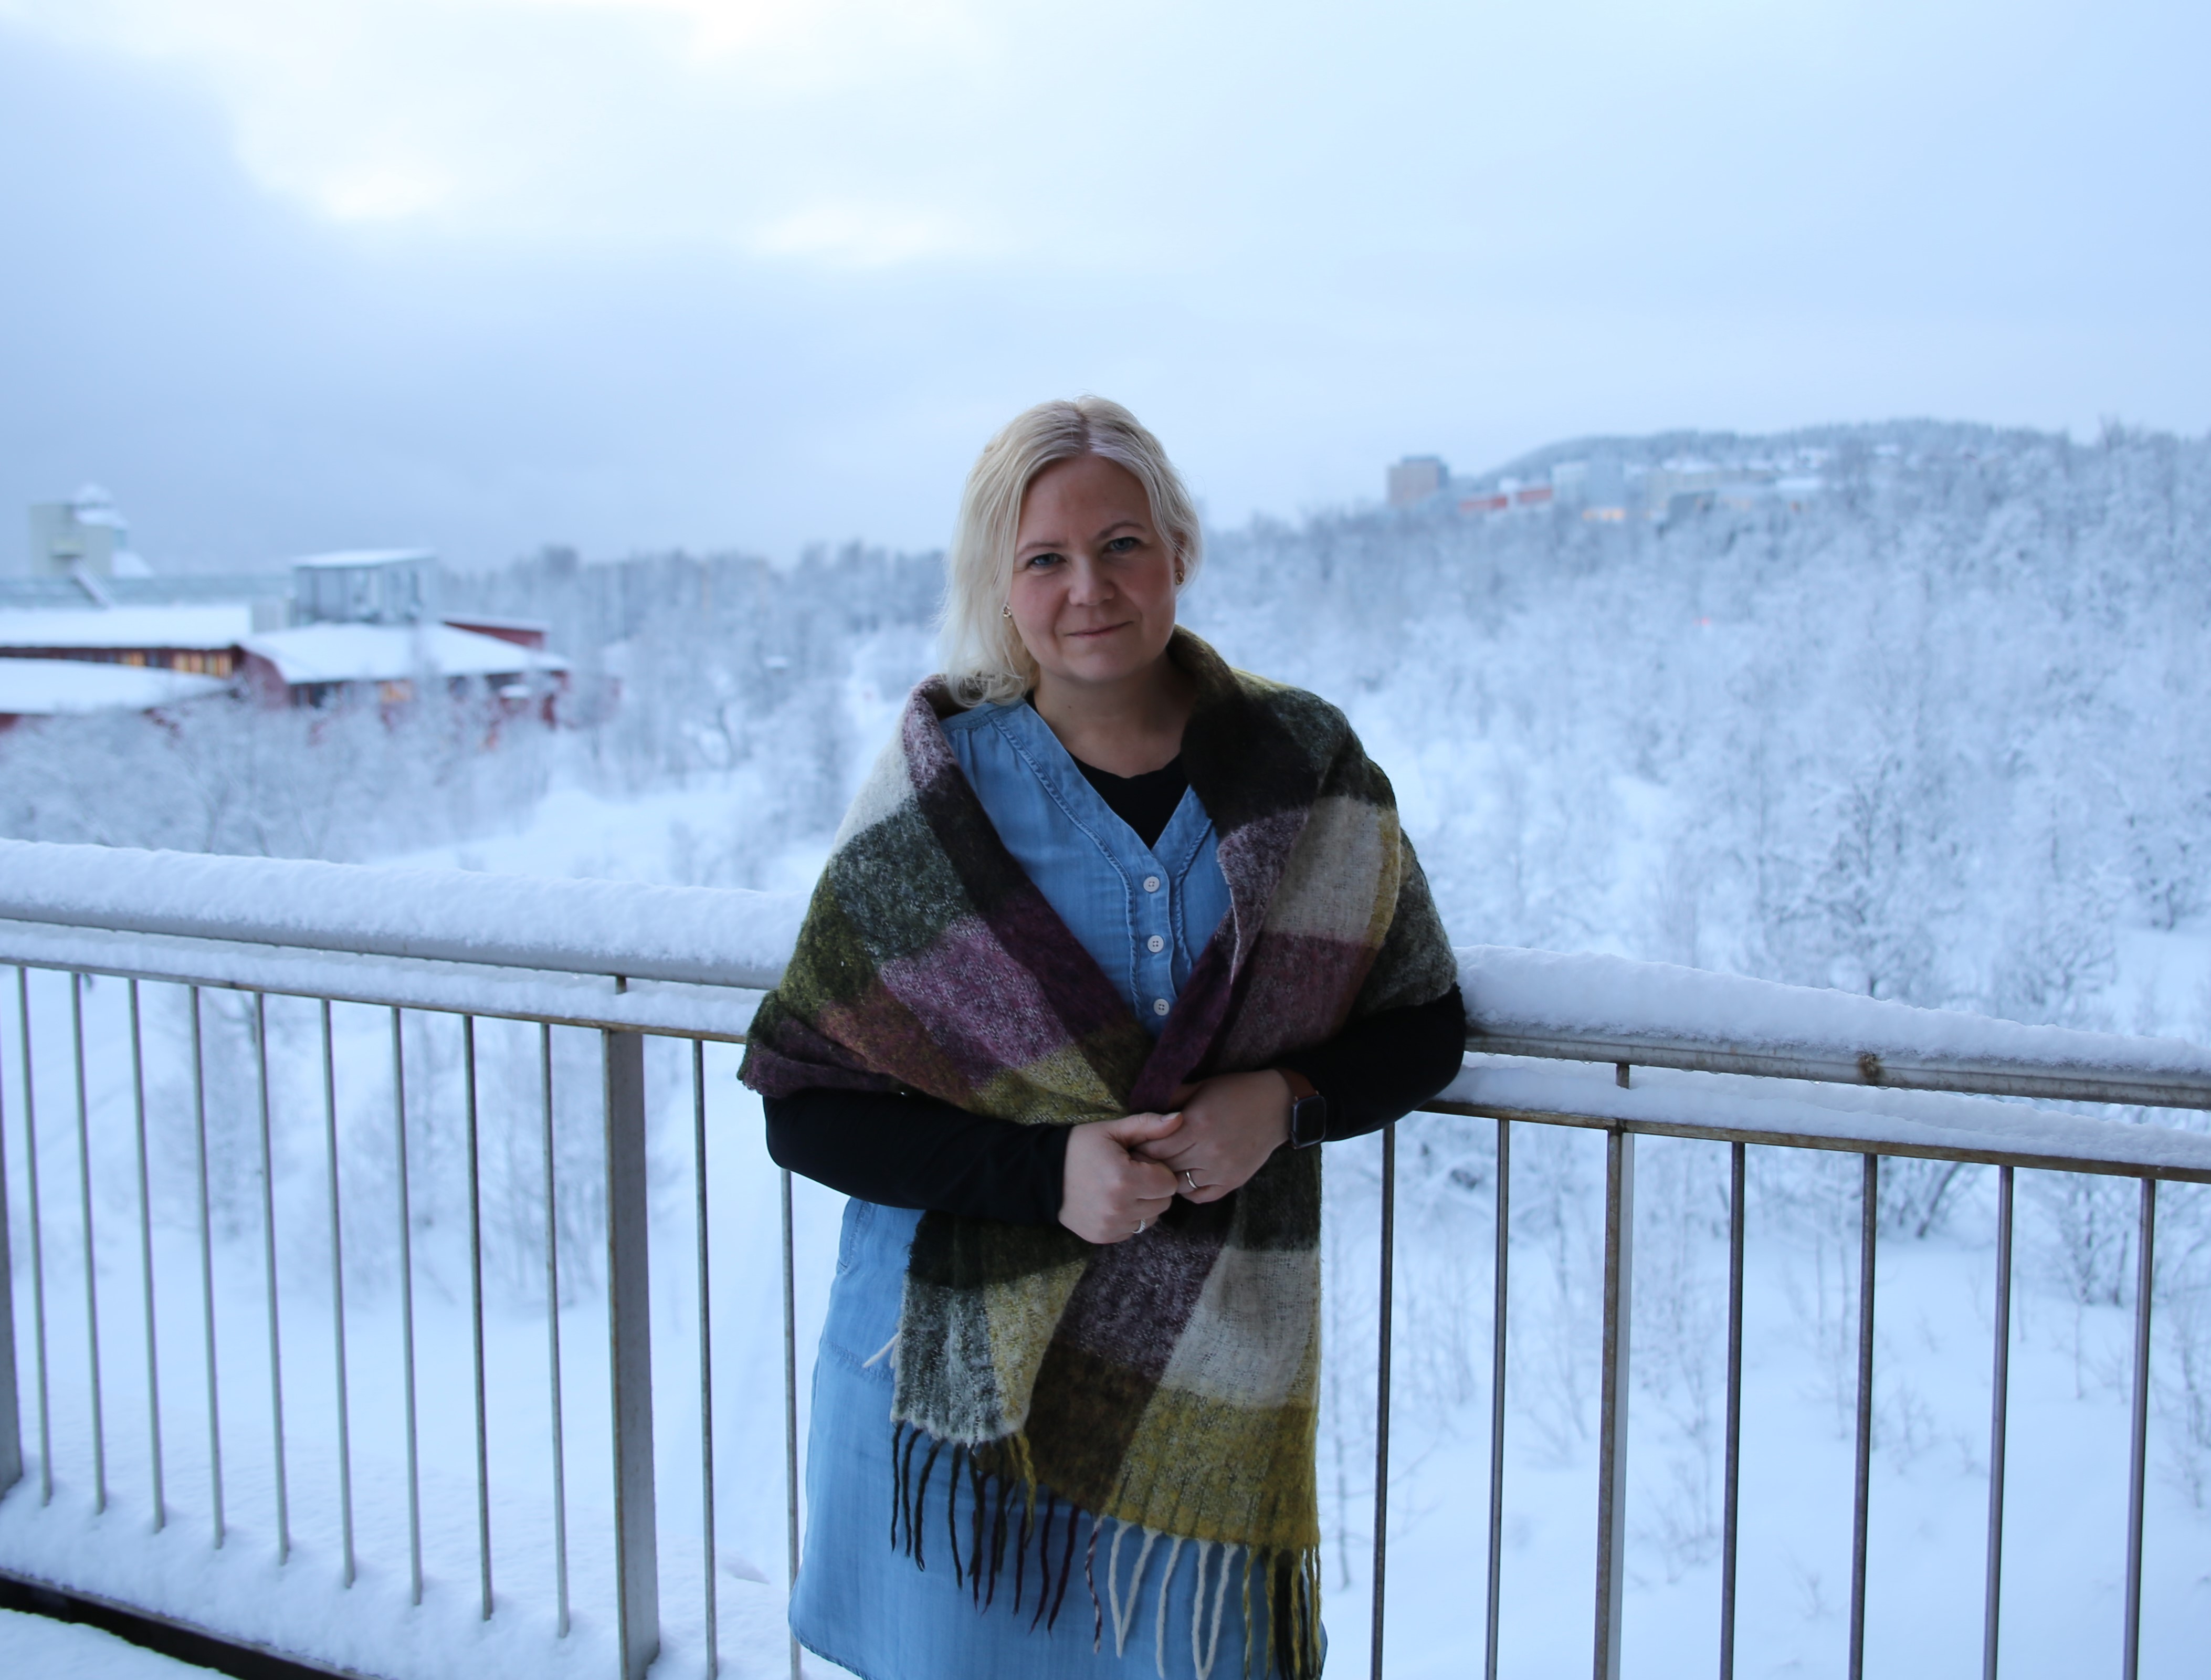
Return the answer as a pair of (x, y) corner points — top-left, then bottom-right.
(742, 630), (1457, 1677)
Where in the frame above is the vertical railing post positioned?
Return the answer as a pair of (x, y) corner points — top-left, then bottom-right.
(21, 969), (52, 1508)
(1592, 1126), (1635, 1680)
(603, 1029), (659, 1680)
(20, 968), (52, 1509)
(129, 981), (165, 1531)
(691, 1041), (719, 1680)
(1849, 1154), (1879, 1680)
(71, 972), (108, 1514)
(0, 973), (20, 1497)
(320, 1001), (355, 1589)
(464, 1016), (494, 1622)
(542, 1025), (571, 1639)
(781, 1166), (802, 1680)
(190, 988), (223, 1545)
(1371, 1118), (1398, 1680)
(1981, 1164), (2013, 1680)
(1720, 1141), (1746, 1680)
(392, 1009), (422, 1605)
(254, 994), (288, 1562)
(1484, 1118), (1510, 1680)
(2121, 1175), (2156, 1680)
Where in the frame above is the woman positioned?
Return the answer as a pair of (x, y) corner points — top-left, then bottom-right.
(744, 397), (1466, 1679)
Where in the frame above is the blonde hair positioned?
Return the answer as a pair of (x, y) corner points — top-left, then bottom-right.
(938, 396), (1203, 705)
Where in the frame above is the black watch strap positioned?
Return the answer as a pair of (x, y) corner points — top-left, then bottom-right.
(1283, 1069), (1327, 1149)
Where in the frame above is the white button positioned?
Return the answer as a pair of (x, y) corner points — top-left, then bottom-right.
(1153, 998), (1171, 1016)
(1147, 934), (1165, 953)
(1142, 875), (1161, 893)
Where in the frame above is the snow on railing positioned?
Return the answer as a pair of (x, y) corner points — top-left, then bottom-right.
(0, 838), (802, 990)
(1461, 944), (2211, 1112)
(1, 837), (2206, 1680)
(7, 838), (2209, 1112)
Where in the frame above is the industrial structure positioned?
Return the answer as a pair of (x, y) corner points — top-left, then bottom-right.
(2, 496), (569, 726)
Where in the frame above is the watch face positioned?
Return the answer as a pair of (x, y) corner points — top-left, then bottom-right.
(1291, 1092), (1328, 1148)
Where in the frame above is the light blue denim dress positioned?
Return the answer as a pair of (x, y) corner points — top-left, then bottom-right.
(788, 698), (1274, 1680)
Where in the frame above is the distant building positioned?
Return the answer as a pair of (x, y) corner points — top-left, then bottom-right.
(1640, 458), (1734, 508)
(1575, 454), (1630, 519)
(0, 538), (572, 723)
(239, 623), (569, 713)
(22, 485), (150, 582)
(293, 549), (438, 626)
(1419, 444), (1819, 528)
(1457, 474), (1558, 517)
(443, 614), (551, 652)
(0, 606), (258, 678)
(1387, 456), (1449, 508)
(0, 511), (271, 724)
(248, 552), (564, 711)
(0, 660), (227, 732)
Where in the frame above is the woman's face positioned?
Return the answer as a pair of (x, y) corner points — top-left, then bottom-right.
(1007, 454), (1179, 695)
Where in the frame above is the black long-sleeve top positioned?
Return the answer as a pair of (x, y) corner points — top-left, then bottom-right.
(763, 745), (1467, 1226)
(764, 984), (1467, 1225)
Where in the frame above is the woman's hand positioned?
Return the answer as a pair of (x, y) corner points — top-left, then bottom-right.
(1059, 1110), (1184, 1244)
(1134, 1071), (1291, 1203)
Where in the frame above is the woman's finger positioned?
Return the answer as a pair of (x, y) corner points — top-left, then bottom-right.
(1132, 1138), (1197, 1168)
(1126, 1158), (1178, 1194)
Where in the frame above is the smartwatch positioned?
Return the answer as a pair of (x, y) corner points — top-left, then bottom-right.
(1283, 1068), (1328, 1149)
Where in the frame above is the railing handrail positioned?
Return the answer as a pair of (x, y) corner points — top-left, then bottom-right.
(6, 837), (2210, 1116)
(1434, 1057), (2211, 1183)
(1461, 945), (2211, 1111)
(0, 837), (802, 991)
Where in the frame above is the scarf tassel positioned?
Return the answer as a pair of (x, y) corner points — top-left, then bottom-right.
(889, 1425), (1321, 1679)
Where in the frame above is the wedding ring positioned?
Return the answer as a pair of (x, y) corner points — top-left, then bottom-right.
(1133, 1219), (1147, 1235)
(1181, 1170), (1199, 1193)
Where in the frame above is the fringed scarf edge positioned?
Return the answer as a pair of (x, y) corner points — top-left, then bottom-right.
(889, 1420), (1323, 1680)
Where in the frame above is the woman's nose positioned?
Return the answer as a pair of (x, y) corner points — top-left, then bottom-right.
(1064, 553), (1111, 603)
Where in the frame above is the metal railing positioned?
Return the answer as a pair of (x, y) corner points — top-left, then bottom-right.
(2, 836), (2209, 1680)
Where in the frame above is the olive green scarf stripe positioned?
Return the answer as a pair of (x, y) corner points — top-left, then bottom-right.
(1350, 834), (1461, 1015)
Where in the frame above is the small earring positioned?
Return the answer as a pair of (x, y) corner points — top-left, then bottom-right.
(1174, 568), (1185, 585)
(1002, 603), (1012, 619)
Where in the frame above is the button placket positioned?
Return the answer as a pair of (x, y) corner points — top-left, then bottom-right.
(1140, 866), (1173, 1019)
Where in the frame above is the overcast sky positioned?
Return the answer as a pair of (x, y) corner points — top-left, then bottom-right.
(1, 0), (2204, 571)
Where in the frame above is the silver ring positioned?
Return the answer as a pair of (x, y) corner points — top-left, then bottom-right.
(1181, 1170), (1199, 1193)
(1133, 1219), (1147, 1235)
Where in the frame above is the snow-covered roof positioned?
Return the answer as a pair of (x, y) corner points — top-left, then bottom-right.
(443, 612), (550, 633)
(68, 482), (127, 528)
(0, 658), (230, 717)
(290, 548), (436, 570)
(241, 622), (568, 686)
(0, 606), (255, 650)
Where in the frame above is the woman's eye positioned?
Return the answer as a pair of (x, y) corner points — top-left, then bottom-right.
(1024, 551), (1063, 569)
(1106, 536), (1141, 553)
